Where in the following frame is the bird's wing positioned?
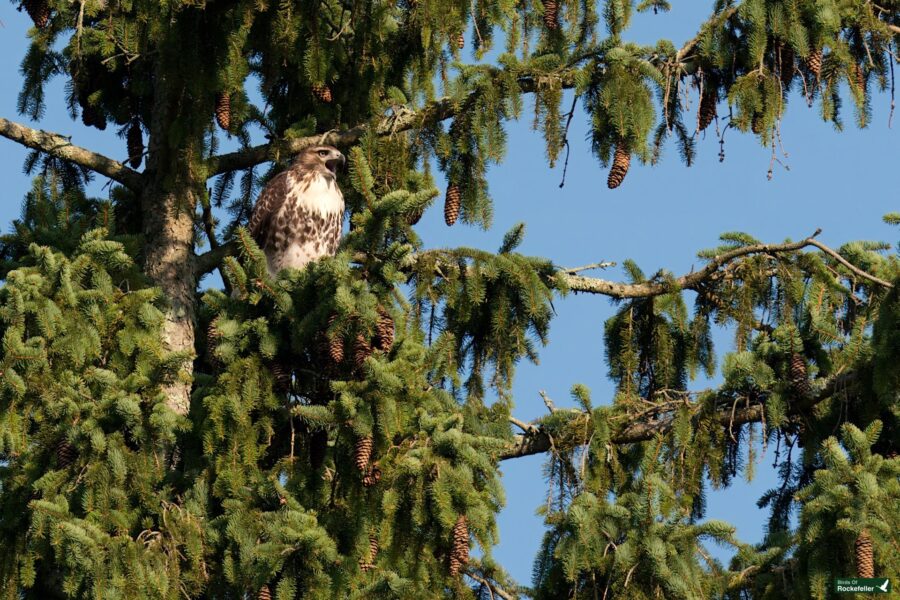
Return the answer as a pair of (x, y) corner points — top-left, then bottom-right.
(248, 170), (291, 248)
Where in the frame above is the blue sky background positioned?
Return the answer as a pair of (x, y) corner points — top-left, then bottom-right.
(1, 2), (897, 587)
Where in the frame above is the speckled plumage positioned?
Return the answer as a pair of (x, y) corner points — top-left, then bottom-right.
(249, 146), (345, 276)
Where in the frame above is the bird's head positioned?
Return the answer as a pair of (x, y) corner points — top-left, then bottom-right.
(295, 145), (346, 177)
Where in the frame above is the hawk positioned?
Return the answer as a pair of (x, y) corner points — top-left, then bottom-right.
(249, 145), (346, 276)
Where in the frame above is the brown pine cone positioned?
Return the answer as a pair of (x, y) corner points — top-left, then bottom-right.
(450, 515), (469, 576)
(215, 92), (231, 130)
(542, 0), (559, 30)
(444, 185), (461, 226)
(354, 333), (372, 368)
(375, 307), (394, 352)
(456, 33), (465, 50)
(607, 143), (630, 189)
(853, 63), (865, 95)
(855, 530), (874, 578)
(80, 102), (107, 131)
(354, 436), (374, 473)
(270, 362), (291, 392)
(698, 87), (718, 132)
(207, 318), (221, 364)
(56, 439), (76, 468)
(312, 84), (333, 103)
(127, 119), (143, 169)
(362, 464), (382, 487)
(789, 353), (812, 401)
(407, 205), (424, 225)
(22, 0), (50, 28)
(257, 585), (272, 600)
(778, 43), (795, 89)
(751, 113), (764, 135)
(806, 49), (822, 80)
(359, 536), (379, 571)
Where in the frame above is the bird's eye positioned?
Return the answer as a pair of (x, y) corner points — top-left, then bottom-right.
(318, 150), (329, 157)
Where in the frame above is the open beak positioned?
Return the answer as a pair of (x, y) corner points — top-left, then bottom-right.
(325, 152), (345, 175)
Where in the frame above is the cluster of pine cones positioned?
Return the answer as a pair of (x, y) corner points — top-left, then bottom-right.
(323, 308), (394, 371)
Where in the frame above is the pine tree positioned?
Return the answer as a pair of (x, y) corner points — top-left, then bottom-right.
(0, 2), (898, 599)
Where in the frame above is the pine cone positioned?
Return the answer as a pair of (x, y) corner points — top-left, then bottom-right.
(698, 87), (718, 132)
(375, 307), (394, 352)
(360, 536), (379, 571)
(270, 362), (291, 392)
(324, 314), (344, 365)
(127, 119), (143, 169)
(779, 43), (795, 89)
(855, 530), (874, 578)
(449, 515), (469, 576)
(444, 185), (461, 226)
(354, 333), (372, 368)
(853, 63), (865, 95)
(312, 84), (333, 103)
(362, 464), (382, 487)
(354, 436), (374, 473)
(215, 92), (231, 130)
(751, 113), (764, 135)
(56, 439), (76, 468)
(607, 143), (630, 189)
(407, 205), (424, 225)
(456, 33), (465, 50)
(542, 0), (559, 30)
(80, 102), (107, 131)
(806, 49), (822, 80)
(789, 353), (812, 401)
(257, 585), (272, 600)
(207, 318), (221, 366)
(22, 0), (50, 28)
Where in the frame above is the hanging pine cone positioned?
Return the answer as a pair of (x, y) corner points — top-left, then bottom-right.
(698, 87), (718, 132)
(21, 0), (50, 28)
(207, 318), (221, 366)
(257, 585), (272, 600)
(853, 63), (865, 95)
(354, 333), (372, 368)
(751, 113), (764, 135)
(312, 84), (333, 103)
(215, 92), (231, 130)
(806, 49), (822, 80)
(789, 353), (812, 401)
(407, 205), (424, 225)
(80, 102), (107, 131)
(354, 436), (374, 473)
(449, 515), (469, 576)
(375, 307), (394, 352)
(607, 143), (630, 189)
(56, 439), (76, 468)
(855, 530), (874, 578)
(270, 362), (291, 392)
(127, 119), (143, 169)
(779, 43), (795, 89)
(362, 464), (382, 487)
(359, 536), (379, 571)
(542, 0), (559, 30)
(456, 33), (465, 50)
(444, 185), (461, 226)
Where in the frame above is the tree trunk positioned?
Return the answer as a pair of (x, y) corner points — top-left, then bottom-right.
(141, 182), (197, 416)
(141, 62), (202, 417)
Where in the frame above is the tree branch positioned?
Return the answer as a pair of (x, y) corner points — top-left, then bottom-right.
(498, 370), (858, 461)
(806, 239), (894, 289)
(0, 117), (142, 190)
(205, 6), (742, 178)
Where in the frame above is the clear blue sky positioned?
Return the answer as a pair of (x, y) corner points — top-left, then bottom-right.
(1, 3), (897, 586)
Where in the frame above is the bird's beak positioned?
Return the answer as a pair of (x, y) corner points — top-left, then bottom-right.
(326, 152), (345, 175)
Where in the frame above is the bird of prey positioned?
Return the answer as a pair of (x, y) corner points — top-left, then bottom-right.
(248, 145), (346, 276)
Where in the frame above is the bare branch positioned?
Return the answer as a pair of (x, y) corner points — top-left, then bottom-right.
(0, 116), (142, 190)
(499, 370), (858, 460)
(806, 239), (894, 289)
